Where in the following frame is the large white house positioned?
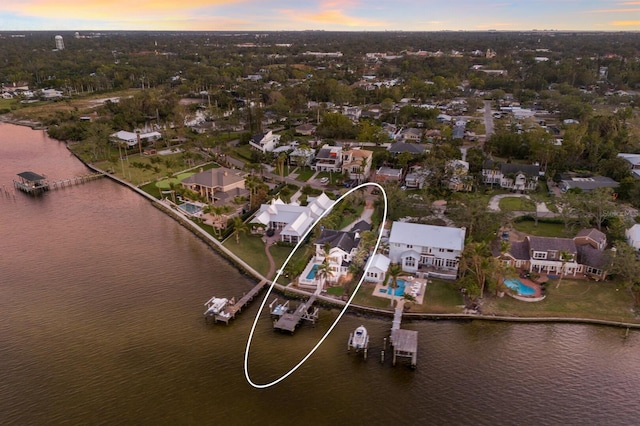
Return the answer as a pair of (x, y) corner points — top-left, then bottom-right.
(298, 228), (362, 288)
(250, 193), (333, 244)
(388, 222), (466, 279)
(111, 130), (162, 147)
(249, 130), (281, 153)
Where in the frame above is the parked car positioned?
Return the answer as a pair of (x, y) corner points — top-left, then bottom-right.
(319, 177), (329, 184)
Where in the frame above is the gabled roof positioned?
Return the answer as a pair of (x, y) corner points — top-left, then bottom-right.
(577, 245), (607, 269)
(507, 241), (530, 260)
(575, 228), (606, 246)
(368, 254), (390, 273)
(316, 229), (360, 253)
(527, 236), (577, 254)
(350, 220), (371, 233)
(499, 163), (540, 177)
(281, 212), (314, 237)
(389, 222), (466, 251)
(181, 167), (244, 189)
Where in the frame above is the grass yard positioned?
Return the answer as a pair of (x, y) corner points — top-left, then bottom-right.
(223, 234), (272, 277)
(513, 219), (569, 238)
(499, 196), (536, 212)
(482, 278), (638, 323)
(296, 168), (315, 182)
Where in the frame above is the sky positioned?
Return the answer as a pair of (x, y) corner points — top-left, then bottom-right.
(0, 0), (639, 32)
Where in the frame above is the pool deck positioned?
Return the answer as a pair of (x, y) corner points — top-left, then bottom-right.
(503, 275), (546, 302)
(373, 276), (428, 305)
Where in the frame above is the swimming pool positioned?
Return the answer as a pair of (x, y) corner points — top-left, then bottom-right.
(503, 278), (536, 296)
(379, 279), (406, 296)
(306, 264), (320, 280)
(178, 202), (203, 215)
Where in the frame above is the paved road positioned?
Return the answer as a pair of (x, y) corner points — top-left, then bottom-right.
(484, 100), (495, 137)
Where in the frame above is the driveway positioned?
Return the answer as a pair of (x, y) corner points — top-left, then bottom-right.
(488, 193), (556, 217)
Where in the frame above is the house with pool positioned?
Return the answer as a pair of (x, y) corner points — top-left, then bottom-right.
(500, 228), (609, 280)
(298, 228), (362, 289)
(388, 222), (466, 280)
(180, 167), (248, 207)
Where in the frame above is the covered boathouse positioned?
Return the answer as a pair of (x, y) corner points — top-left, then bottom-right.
(14, 171), (50, 195)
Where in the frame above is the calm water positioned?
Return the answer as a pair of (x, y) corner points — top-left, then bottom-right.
(1, 122), (640, 425)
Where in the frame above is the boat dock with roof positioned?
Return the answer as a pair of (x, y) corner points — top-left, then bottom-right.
(388, 299), (418, 367)
(13, 171), (104, 195)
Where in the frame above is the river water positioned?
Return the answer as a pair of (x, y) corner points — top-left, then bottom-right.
(1, 122), (639, 425)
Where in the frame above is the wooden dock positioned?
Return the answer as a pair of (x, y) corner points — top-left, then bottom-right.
(13, 171), (104, 195)
(206, 279), (269, 324)
(273, 293), (319, 334)
(389, 299), (418, 368)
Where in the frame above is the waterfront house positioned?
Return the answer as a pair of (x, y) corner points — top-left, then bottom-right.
(501, 228), (609, 280)
(388, 222), (466, 279)
(250, 193), (333, 243)
(298, 228), (362, 288)
(180, 167), (247, 206)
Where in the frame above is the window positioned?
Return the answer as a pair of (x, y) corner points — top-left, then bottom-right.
(533, 251), (547, 259)
(406, 244), (413, 249)
(445, 258), (458, 268)
(421, 247), (430, 254)
(405, 257), (415, 267)
(438, 248), (445, 253)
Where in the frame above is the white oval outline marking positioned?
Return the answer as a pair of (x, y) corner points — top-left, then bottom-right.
(244, 182), (388, 389)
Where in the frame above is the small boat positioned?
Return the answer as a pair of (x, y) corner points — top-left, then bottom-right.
(204, 297), (228, 316)
(348, 325), (370, 359)
(351, 325), (368, 350)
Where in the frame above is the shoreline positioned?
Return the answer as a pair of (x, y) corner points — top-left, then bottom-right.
(43, 132), (639, 331)
(0, 113), (47, 130)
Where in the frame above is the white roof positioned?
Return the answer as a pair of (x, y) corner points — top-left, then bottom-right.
(367, 254), (390, 273)
(626, 224), (640, 240)
(281, 212), (313, 237)
(389, 222), (465, 251)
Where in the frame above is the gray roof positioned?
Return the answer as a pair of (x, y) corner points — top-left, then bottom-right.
(561, 176), (619, 191)
(500, 163), (540, 177)
(250, 132), (265, 144)
(388, 142), (426, 155)
(17, 171), (46, 181)
(350, 220), (371, 233)
(577, 245), (607, 269)
(575, 228), (606, 246)
(181, 167), (244, 189)
(527, 236), (577, 254)
(508, 241), (530, 260)
(316, 229), (360, 253)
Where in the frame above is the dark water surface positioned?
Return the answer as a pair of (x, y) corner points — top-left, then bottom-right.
(1, 122), (640, 425)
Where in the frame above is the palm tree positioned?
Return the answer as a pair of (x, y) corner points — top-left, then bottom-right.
(231, 216), (248, 244)
(315, 259), (334, 287)
(555, 250), (572, 289)
(276, 152), (287, 182)
(386, 263), (411, 307)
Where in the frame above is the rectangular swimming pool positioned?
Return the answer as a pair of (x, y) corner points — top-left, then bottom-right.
(378, 279), (406, 296)
(306, 264), (320, 280)
(178, 202), (203, 215)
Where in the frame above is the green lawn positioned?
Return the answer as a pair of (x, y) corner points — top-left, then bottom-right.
(296, 168), (316, 182)
(223, 234), (272, 277)
(482, 278), (638, 323)
(499, 197), (536, 212)
(513, 219), (569, 238)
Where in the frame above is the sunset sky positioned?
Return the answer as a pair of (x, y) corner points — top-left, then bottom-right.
(0, 0), (639, 32)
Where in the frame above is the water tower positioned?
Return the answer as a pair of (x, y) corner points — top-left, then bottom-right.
(55, 35), (64, 50)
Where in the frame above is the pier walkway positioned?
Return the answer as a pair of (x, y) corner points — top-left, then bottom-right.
(273, 290), (320, 333)
(389, 299), (418, 367)
(208, 279), (270, 324)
